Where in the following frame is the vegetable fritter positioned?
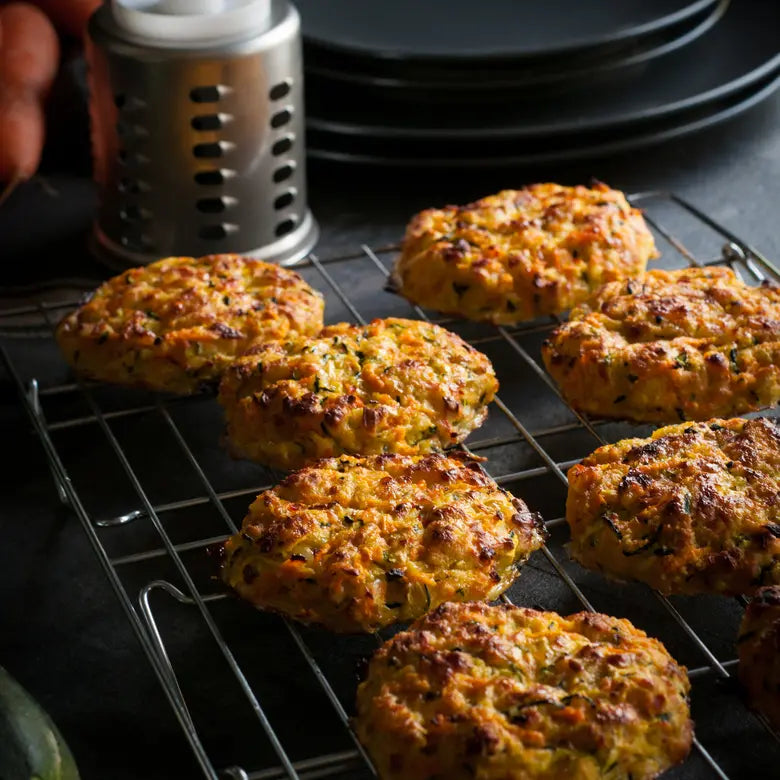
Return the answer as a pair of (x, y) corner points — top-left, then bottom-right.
(56, 254), (324, 395)
(392, 182), (657, 324)
(737, 585), (780, 730)
(218, 317), (498, 471)
(542, 266), (780, 422)
(355, 601), (692, 780)
(217, 453), (546, 633)
(567, 417), (780, 596)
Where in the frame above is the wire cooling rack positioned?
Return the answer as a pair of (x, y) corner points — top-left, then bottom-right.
(2, 191), (779, 780)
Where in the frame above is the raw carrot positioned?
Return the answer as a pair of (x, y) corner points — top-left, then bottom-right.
(0, 2), (59, 198)
(0, 90), (46, 188)
(23, 0), (101, 39)
(0, 3), (60, 92)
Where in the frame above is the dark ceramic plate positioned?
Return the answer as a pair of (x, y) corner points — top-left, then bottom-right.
(304, 0), (780, 140)
(306, 72), (780, 167)
(295, 0), (718, 62)
(303, 0), (727, 94)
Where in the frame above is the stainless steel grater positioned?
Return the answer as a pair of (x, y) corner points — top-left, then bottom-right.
(85, 0), (317, 269)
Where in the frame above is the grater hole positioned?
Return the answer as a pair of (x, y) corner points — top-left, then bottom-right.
(270, 109), (292, 129)
(195, 170), (225, 185)
(199, 224), (238, 240)
(199, 225), (228, 240)
(120, 233), (154, 251)
(193, 142), (224, 159)
(197, 198), (227, 214)
(118, 150), (147, 167)
(273, 164), (295, 183)
(191, 114), (223, 131)
(275, 218), (297, 237)
(117, 176), (146, 194)
(269, 80), (292, 101)
(274, 191), (295, 210)
(119, 205), (149, 222)
(272, 136), (293, 156)
(190, 86), (221, 103)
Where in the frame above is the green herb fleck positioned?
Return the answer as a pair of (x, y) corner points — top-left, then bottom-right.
(729, 347), (740, 374)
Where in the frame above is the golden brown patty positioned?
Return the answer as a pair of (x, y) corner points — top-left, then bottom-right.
(355, 601), (692, 780)
(218, 317), (499, 471)
(56, 254), (324, 394)
(542, 266), (780, 422)
(737, 585), (780, 730)
(567, 417), (780, 596)
(217, 452), (545, 633)
(392, 182), (657, 324)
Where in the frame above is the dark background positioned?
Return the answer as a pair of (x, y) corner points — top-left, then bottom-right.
(1, 44), (779, 780)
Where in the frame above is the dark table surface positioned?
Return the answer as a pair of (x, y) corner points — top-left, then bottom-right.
(1, 65), (779, 780)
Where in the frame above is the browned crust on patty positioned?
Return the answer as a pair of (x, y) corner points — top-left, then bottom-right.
(567, 417), (780, 596)
(542, 266), (780, 422)
(218, 452), (546, 633)
(738, 585), (780, 730)
(217, 317), (498, 471)
(393, 182), (657, 324)
(56, 254), (324, 394)
(355, 601), (692, 780)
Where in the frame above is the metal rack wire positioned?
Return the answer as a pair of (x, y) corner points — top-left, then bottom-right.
(2, 191), (779, 780)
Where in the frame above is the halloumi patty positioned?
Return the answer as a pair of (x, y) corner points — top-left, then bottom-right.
(218, 317), (498, 471)
(393, 182), (657, 324)
(355, 601), (692, 780)
(567, 418), (780, 596)
(217, 453), (546, 633)
(737, 585), (780, 730)
(56, 254), (324, 394)
(542, 266), (780, 422)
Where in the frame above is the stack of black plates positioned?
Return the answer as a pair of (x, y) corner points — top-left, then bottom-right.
(297, 0), (780, 166)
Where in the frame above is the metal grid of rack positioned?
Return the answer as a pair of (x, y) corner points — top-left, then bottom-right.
(2, 191), (779, 779)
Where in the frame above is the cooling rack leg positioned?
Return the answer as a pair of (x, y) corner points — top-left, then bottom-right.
(138, 580), (201, 737)
(26, 379), (69, 506)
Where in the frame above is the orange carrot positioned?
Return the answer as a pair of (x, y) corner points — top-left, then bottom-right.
(24, 0), (102, 39)
(0, 3), (59, 92)
(0, 90), (46, 190)
(0, 2), (59, 199)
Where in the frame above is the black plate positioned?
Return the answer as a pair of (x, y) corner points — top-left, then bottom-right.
(296, 0), (718, 62)
(306, 73), (780, 167)
(303, 0), (727, 94)
(304, 0), (780, 140)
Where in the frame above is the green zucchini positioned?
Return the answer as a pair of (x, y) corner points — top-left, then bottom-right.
(0, 666), (80, 780)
